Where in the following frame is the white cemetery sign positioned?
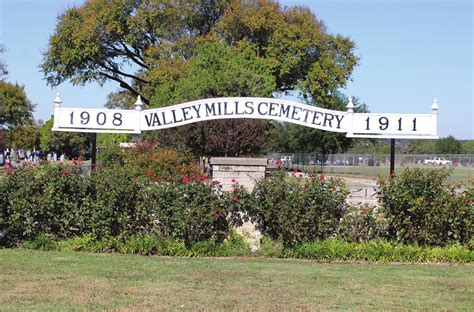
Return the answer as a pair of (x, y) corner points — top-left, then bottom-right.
(52, 94), (439, 139)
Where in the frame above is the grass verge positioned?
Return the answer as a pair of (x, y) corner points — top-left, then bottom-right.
(0, 249), (472, 310)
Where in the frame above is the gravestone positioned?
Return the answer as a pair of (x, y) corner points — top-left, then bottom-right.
(210, 157), (267, 191)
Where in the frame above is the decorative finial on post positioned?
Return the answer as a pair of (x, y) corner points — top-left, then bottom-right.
(134, 95), (144, 111)
(346, 97), (355, 113)
(54, 93), (62, 108)
(431, 98), (439, 114)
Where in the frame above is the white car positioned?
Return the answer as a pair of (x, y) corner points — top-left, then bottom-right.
(423, 157), (452, 165)
(280, 155), (293, 164)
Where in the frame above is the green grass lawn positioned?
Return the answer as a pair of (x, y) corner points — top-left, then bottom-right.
(293, 164), (473, 183)
(1, 249), (472, 310)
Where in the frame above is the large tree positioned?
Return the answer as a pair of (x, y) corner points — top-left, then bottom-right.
(271, 94), (368, 155)
(150, 41), (275, 156)
(40, 117), (91, 157)
(42, 0), (358, 156)
(8, 123), (41, 150)
(0, 47), (34, 131)
(0, 81), (34, 130)
(435, 135), (463, 154)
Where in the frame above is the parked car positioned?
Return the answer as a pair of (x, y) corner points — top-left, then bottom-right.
(280, 155), (293, 164)
(423, 157), (452, 165)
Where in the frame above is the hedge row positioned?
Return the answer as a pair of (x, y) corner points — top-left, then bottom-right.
(22, 234), (473, 263)
(1, 163), (472, 249)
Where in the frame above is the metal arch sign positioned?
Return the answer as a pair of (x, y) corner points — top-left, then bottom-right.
(52, 96), (439, 139)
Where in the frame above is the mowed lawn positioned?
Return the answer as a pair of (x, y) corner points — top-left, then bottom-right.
(319, 166), (472, 183)
(0, 249), (472, 310)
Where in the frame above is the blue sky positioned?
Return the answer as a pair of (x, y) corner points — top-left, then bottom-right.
(1, 0), (472, 139)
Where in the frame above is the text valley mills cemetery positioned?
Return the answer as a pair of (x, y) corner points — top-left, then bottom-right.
(141, 97), (346, 132)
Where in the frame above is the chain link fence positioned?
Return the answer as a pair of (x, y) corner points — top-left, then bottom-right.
(267, 153), (473, 182)
(268, 153), (474, 167)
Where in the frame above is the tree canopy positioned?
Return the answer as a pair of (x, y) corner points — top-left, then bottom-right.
(42, 0), (359, 156)
(0, 81), (34, 130)
(435, 135), (463, 154)
(270, 94), (368, 154)
(0, 47), (34, 131)
(43, 0), (357, 103)
(40, 117), (91, 157)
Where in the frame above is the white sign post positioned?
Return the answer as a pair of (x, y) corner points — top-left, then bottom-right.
(52, 94), (439, 173)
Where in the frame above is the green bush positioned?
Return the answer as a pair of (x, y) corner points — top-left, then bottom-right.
(0, 164), (244, 247)
(23, 233), (57, 251)
(257, 236), (285, 258)
(290, 239), (474, 263)
(99, 142), (200, 183)
(57, 234), (110, 253)
(136, 178), (244, 247)
(0, 164), (94, 245)
(45, 232), (251, 257)
(248, 169), (348, 247)
(338, 205), (388, 242)
(377, 168), (473, 246)
(89, 166), (147, 238)
(113, 235), (161, 255)
(20, 233), (474, 263)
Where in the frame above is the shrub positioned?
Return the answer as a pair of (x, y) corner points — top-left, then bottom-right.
(113, 235), (161, 255)
(377, 168), (473, 246)
(97, 144), (126, 167)
(290, 239), (474, 263)
(256, 236), (285, 258)
(136, 178), (244, 246)
(57, 234), (110, 253)
(89, 166), (148, 238)
(0, 164), (94, 245)
(54, 232), (251, 257)
(248, 169), (348, 247)
(98, 142), (200, 183)
(23, 233), (57, 251)
(338, 205), (389, 242)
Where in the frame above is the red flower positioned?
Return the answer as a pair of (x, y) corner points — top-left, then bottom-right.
(4, 161), (11, 166)
(275, 159), (282, 166)
(333, 187), (337, 191)
(7, 168), (14, 174)
(294, 169), (298, 173)
(362, 207), (369, 214)
(390, 172), (395, 177)
(182, 176), (190, 184)
(199, 175), (206, 181)
(91, 163), (97, 167)
(319, 174), (325, 179)
(212, 213), (219, 218)
(299, 173), (303, 178)
(232, 196), (238, 201)
(60, 169), (68, 177)
(231, 178), (237, 183)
